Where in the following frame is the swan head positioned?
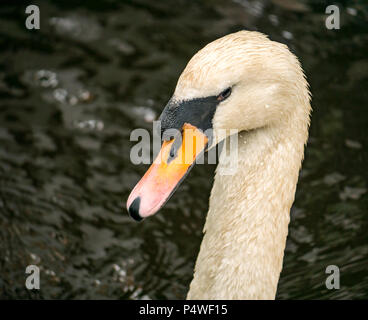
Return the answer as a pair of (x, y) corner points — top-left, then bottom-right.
(126, 31), (310, 221)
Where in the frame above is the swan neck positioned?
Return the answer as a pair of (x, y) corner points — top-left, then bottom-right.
(187, 123), (307, 299)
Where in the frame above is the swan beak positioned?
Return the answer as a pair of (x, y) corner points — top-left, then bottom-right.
(126, 123), (208, 221)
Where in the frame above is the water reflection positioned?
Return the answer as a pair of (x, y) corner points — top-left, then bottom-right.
(0, 0), (367, 299)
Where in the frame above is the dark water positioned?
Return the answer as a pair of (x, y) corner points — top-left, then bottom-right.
(0, 0), (367, 299)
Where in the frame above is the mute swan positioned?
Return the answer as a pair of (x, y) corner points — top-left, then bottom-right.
(126, 31), (311, 299)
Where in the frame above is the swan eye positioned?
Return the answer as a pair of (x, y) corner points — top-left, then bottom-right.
(217, 87), (232, 101)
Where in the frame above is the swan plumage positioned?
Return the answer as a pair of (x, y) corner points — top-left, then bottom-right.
(127, 31), (311, 299)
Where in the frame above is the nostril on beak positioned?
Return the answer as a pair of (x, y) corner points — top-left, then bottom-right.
(128, 197), (143, 222)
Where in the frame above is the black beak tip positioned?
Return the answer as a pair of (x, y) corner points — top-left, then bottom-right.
(128, 197), (143, 222)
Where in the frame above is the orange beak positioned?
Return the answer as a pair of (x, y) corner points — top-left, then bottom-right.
(126, 123), (208, 221)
